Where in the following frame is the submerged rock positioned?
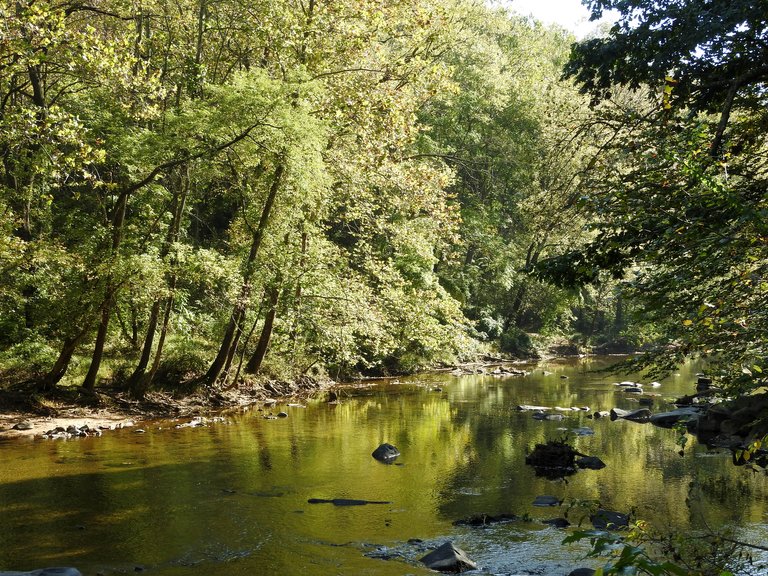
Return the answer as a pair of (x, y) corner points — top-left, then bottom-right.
(568, 569), (596, 576)
(372, 443), (400, 462)
(531, 412), (564, 421)
(0, 570), (82, 576)
(532, 495), (561, 507)
(453, 513), (518, 526)
(420, 541), (477, 573)
(307, 498), (391, 506)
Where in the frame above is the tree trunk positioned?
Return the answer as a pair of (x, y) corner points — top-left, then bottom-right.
(138, 286), (175, 395)
(37, 328), (89, 391)
(245, 285), (280, 374)
(127, 300), (161, 392)
(613, 293), (624, 337)
(127, 167), (189, 394)
(82, 191), (127, 390)
(204, 162), (284, 385)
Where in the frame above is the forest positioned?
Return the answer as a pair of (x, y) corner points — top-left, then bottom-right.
(0, 0), (766, 400)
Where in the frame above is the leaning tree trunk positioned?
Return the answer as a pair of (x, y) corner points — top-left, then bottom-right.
(127, 166), (189, 396)
(37, 327), (90, 391)
(204, 163), (284, 386)
(245, 285), (280, 375)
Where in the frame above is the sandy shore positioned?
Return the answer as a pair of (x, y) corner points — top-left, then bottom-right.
(0, 409), (143, 440)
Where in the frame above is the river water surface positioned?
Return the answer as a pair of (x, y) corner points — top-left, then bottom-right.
(1, 357), (767, 575)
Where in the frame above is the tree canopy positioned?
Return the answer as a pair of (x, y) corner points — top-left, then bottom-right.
(539, 0), (768, 390)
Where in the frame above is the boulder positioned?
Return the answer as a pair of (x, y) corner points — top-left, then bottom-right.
(526, 441), (578, 470)
(590, 509), (629, 530)
(649, 407), (701, 428)
(542, 517), (570, 528)
(610, 408), (651, 422)
(592, 411), (610, 419)
(623, 386), (644, 394)
(420, 542), (477, 573)
(12, 421), (34, 431)
(372, 443), (400, 462)
(568, 569), (596, 576)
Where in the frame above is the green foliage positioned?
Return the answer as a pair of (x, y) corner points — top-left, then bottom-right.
(0, 0), (635, 390)
(499, 326), (535, 357)
(564, 523), (743, 576)
(539, 0), (768, 389)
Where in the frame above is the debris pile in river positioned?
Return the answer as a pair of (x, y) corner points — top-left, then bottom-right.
(525, 440), (583, 478)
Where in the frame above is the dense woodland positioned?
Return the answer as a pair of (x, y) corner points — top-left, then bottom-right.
(0, 0), (765, 398)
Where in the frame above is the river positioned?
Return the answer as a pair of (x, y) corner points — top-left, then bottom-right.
(1, 357), (766, 575)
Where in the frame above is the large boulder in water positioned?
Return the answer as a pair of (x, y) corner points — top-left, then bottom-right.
(610, 408), (651, 422)
(649, 407), (701, 428)
(590, 509), (629, 530)
(420, 541), (477, 573)
(371, 443), (400, 462)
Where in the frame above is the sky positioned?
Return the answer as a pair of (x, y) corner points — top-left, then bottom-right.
(500, 0), (617, 38)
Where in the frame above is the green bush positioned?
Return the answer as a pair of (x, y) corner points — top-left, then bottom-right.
(499, 326), (535, 356)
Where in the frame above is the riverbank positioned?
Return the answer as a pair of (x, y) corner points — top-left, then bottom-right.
(0, 348), (622, 442)
(0, 375), (331, 441)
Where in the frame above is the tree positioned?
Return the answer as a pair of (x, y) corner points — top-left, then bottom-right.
(538, 1), (768, 390)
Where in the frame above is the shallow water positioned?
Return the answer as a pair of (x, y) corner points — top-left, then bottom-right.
(1, 357), (767, 575)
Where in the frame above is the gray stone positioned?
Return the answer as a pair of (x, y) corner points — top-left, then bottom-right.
(571, 427), (594, 436)
(610, 408), (651, 422)
(372, 443), (400, 462)
(517, 404), (551, 411)
(568, 569), (596, 576)
(420, 541), (477, 573)
(12, 421), (33, 431)
(649, 408), (701, 428)
(623, 386), (644, 394)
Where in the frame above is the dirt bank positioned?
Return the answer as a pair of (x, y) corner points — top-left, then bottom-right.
(0, 376), (330, 441)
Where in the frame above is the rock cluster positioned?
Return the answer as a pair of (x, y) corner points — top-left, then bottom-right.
(42, 424), (112, 439)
